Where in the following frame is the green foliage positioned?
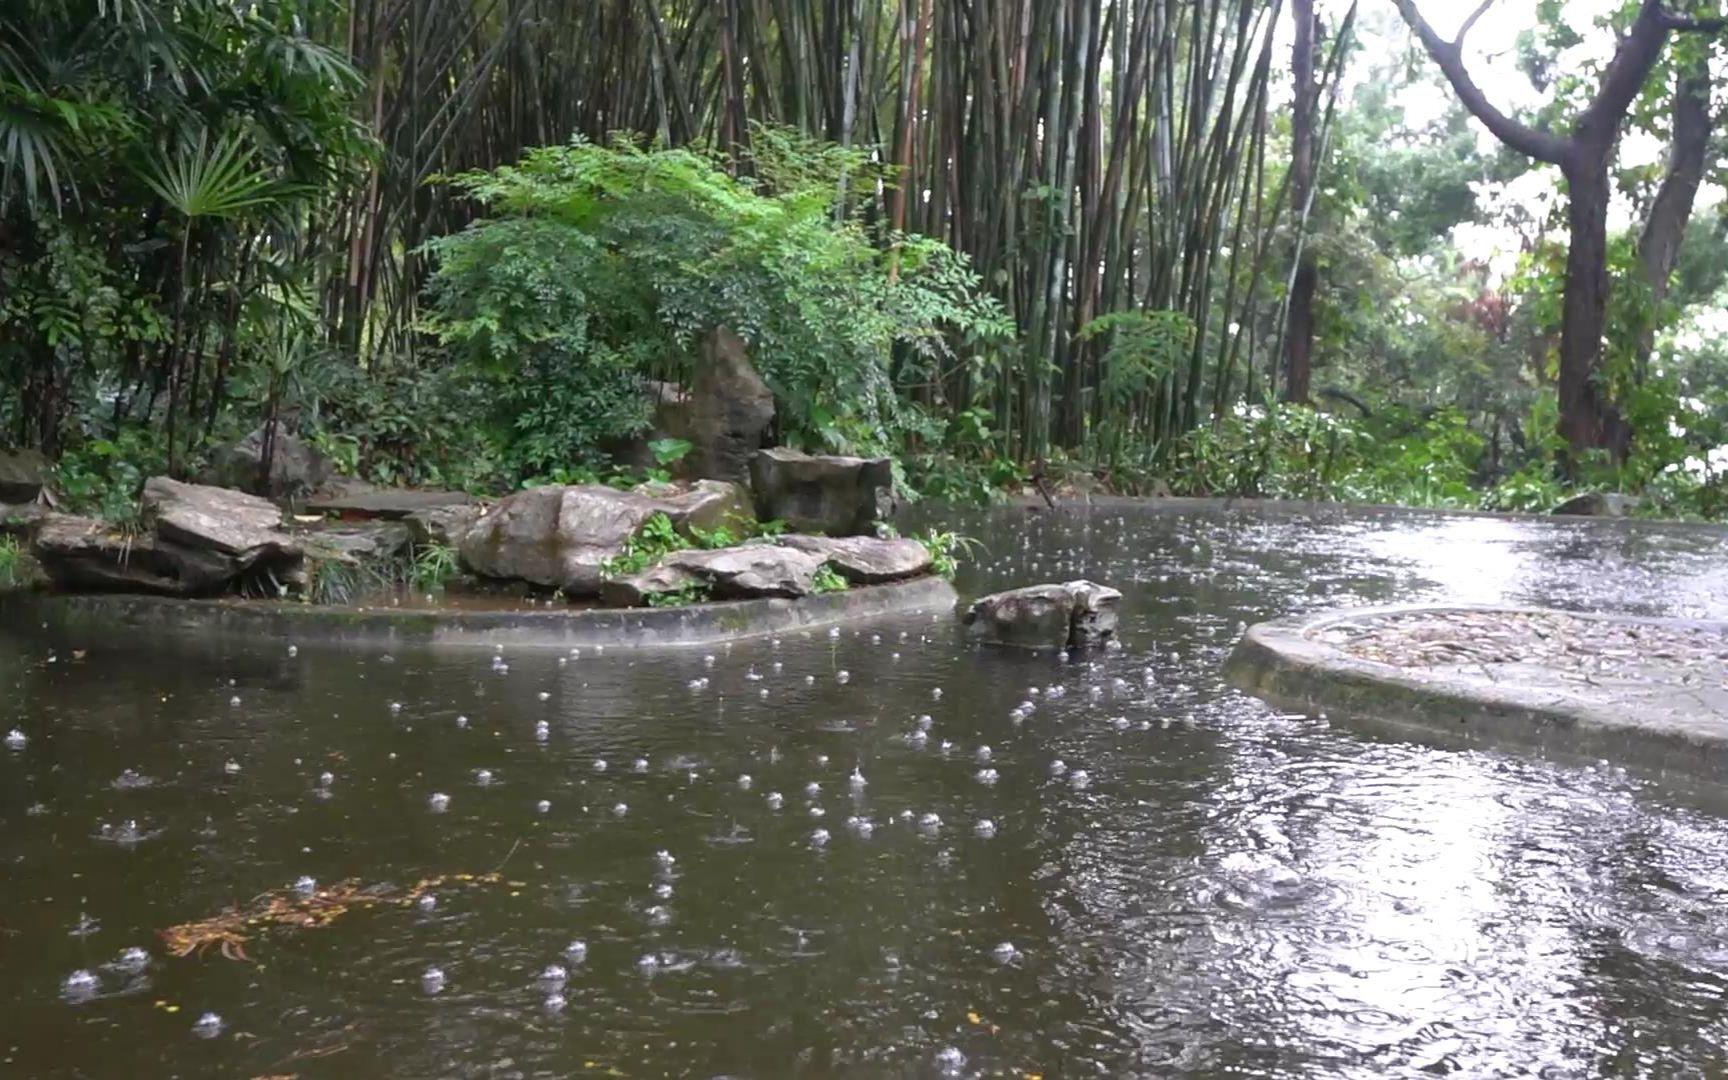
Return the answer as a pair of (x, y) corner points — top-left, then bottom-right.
(601, 512), (692, 579)
(646, 581), (714, 608)
(52, 426), (167, 521)
(0, 0), (371, 455)
(409, 542), (462, 592)
(421, 133), (1011, 479)
(0, 536), (25, 590)
(915, 529), (978, 579)
(811, 564), (849, 594)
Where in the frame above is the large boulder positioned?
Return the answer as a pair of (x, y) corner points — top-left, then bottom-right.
(962, 580), (1122, 651)
(141, 477), (298, 561)
(0, 448), (49, 503)
(638, 479), (756, 537)
(33, 480), (309, 598)
(1552, 492), (1641, 518)
(204, 423), (332, 499)
(458, 481), (753, 596)
(749, 448), (896, 536)
(775, 534), (931, 584)
(687, 328), (775, 484)
(34, 514), (238, 595)
(666, 545), (826, 599)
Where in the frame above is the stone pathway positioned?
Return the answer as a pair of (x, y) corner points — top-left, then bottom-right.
(1314, 609), (1728, 693)
(1228, 604), (1728, 784)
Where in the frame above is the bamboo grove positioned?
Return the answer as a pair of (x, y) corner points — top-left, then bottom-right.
(320, 0), (1364, 460)
(0, 0), (1360, 469)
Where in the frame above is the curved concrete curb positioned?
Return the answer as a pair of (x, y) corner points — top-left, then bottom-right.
(1226, 604), (1728, 784)
(3, 576), (957, 652)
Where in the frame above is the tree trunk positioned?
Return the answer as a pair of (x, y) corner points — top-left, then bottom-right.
(1282, 0), (1317, 404)
(1557, 150), (1626, 462)
(1637, 58), (1711, 378)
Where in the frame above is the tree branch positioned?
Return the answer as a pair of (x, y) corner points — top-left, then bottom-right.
(1391, 0), (1569, 164)
(1657, 5), (1728, 32)
(1457, 0), (1499, 46)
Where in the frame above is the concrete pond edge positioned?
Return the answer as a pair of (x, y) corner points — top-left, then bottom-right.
(3, 575), (958, 652)
(1225, 604), (1728, 785)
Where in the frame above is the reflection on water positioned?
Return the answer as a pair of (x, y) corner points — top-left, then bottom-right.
(2, 502), (1727, 1077)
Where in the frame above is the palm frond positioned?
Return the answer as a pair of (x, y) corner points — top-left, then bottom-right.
(137, 131), (282, 219)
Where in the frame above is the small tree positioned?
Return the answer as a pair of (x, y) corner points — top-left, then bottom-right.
(1392, 0), (1724, 465)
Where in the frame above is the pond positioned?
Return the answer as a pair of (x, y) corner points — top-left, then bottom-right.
(4, 501), (1728, 1077)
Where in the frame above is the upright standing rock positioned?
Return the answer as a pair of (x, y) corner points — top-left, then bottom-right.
(687, 328), (775, 484)
(749, 448), (896, 536)
(0, 448), (49, 503)
(204, 423), (332, 499)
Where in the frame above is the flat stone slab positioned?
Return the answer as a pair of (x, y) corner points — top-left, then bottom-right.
(303, 489), (478, 519)
(1227, 604), (1728, 784)
(6, 575), (957, 652)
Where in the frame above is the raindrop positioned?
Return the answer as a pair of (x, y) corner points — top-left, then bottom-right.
(564, 940), (588, 963)
(539, 964), (568, 985)
(421, 966), (445, 994)
(429, 793), (451, 813)
(191, 1012), (224, 1039)
(810, 828), (831, 847)
(536, 799), (551, 814)
(738, 774), (754, 790)
(974, 819), (997, 839)
(4, 729), (25, 751)
(115, 946), (149, 973)
(61, 969), (98, 1001)
(612, 802), (628, 817)
(293, 875), (317, 897)
(991, 941), (1017, 964)
(474, 768), (494, 786)
(766, 792), (784, 810)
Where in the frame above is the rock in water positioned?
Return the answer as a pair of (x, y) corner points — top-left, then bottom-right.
(773, 534), (933, 584)
(748, 448), (896, 536)
(962, 580), (1122, 651)
(686, 327), (775, 484)
(1552, 492), (1641, 518)
(202, 422), (332, 499)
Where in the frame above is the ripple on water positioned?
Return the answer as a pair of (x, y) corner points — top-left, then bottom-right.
(5, 503), (1728, 1075)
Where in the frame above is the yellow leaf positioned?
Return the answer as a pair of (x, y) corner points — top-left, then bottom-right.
(967, 1011), (983, 1025)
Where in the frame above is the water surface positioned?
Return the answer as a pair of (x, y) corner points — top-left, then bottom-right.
(4, 502), (1727, 1077)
